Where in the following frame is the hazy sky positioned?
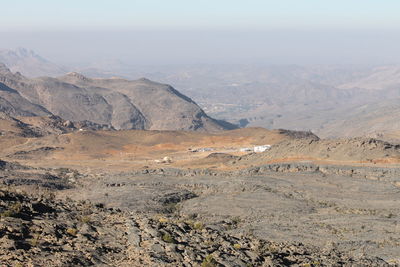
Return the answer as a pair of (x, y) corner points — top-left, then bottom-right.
(2, 0), (400, 65)
(3, 0), (400, 31)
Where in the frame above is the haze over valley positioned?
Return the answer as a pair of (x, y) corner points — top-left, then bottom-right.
(2, 47), (400, 139)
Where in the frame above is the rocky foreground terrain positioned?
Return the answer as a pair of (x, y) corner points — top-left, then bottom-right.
(0, 125), (399, 266)
(0, 155), (399, 266)
(0, 174), (391, 266)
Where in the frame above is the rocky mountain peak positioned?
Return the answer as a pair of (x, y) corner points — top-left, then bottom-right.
(0, 47), (43, 61)
(13, 47), (37, 58)
(137, 77), (151, 82)
(0, 48), (67, 77)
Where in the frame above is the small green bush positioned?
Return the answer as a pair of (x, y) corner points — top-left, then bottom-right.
(201, 254), (217, 267)
(162, 233), (175, 243)
(66, 228), (78, 236)
(30, 233), (41, 247)
(80, 215), (91, 224)
(233, 243), (241, 249)
(0, 202), (22, 217)
(193, 221), (204, 230)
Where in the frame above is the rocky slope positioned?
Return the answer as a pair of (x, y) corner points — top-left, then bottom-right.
(61, 164), (398, 265)
(59, 73), (233, 131)
(0, 76), (51, 118)
(0, 111), (114, 138)
(338, 66), (400, 90)
(0, 187), (132, 266)
(105, 63), (400, 138)
(0, 63), (234, 132)
(240, 137), (400, 163)
(316, 99), (400, 138)
(0, 185), (389, 266)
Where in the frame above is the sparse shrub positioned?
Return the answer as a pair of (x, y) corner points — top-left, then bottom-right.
(0, 202), (22, 217)
(29, 233), (41, 247)
(203, 240), (215, 247)
(387, 213), (395, 218)
(267, 244), (279, 253)
(232, 216), (241, 225)
(66, 228), (78, 236)
(187, 213), (197, 220)
(42, 190), (56, 200)
(0, 209), (14, 217)
(225, 224), (233, 231)
(388, 259), (400, 265)
(233, 243), (241, 249)
(162, 233), (175, 243)
(158, 217), (168, 223)
(80, 215), (91, 224)
(193, 221), (204, 230)
(301, 261), (321, 266)
(81, 203), (93, 216)
(201, 254), (217, 267)
(72, 170), (80, 179)
(56, 168), (70, 175)
(163, 203), (179, 213)
(11, 202), (22, 213)
(233, 217), (241, 223)
(186, 220), (204, 230)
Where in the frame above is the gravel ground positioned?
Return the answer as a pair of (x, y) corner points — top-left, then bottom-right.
(63, 164), (400, 265)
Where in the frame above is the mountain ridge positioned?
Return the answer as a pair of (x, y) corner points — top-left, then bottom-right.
(0, 62), (235, 132)
(0, 48), (67, 77)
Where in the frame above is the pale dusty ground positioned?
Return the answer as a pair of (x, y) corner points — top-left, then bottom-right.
(1, 128), (399, 173)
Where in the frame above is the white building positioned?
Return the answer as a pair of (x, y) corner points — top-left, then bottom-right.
(253, 145), (271, 153)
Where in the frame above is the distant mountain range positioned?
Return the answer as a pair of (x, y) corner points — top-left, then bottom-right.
(127, 64), (400, 138)
(1, 47), (400, 138)
(0, 48), (67, 77)
(0, 62), (235, 132)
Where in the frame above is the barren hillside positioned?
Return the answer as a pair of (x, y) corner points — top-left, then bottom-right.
(0, 63), (234, 132)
